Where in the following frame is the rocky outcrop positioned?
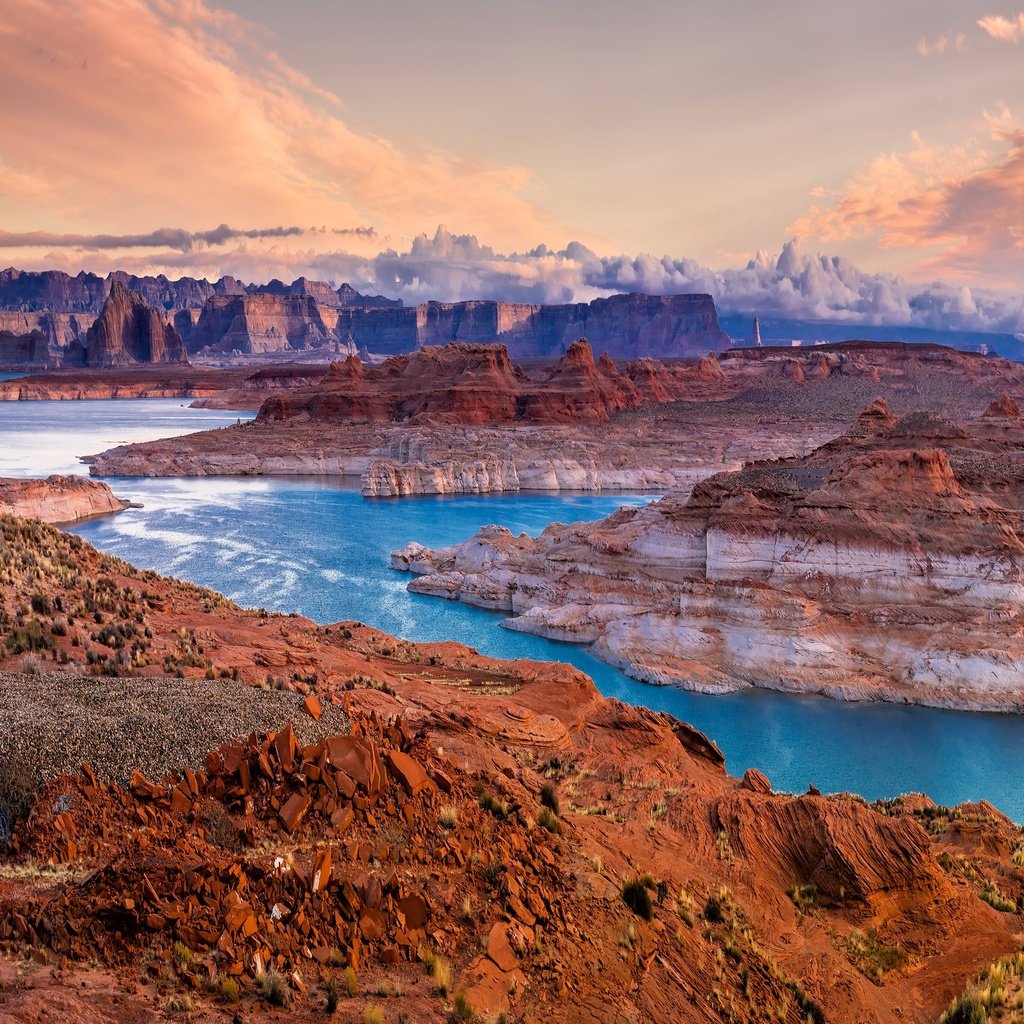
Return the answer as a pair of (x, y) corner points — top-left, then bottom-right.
(0, 268), (400, 360)
(0, 311), (94, 352)
(253, 340), (719, 426)
(335, 292), (730, 359)
(81, 282), (188, 367)
(0, 475), (128, 522)
(393, 400), (1024, 712)
(0, 365), (257, 401)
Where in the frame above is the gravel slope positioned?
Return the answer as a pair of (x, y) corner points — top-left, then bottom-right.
(0, 671), (348, 833)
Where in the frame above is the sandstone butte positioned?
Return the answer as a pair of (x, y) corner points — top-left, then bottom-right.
(392, 396), (1024, 713)
(84, 339), (1024, 503)
(74, 281), (189, 368)
(0, 474), (129, 523)
(1, 512), (1024, 1024)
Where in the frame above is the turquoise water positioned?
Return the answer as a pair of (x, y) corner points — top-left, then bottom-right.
(3, 399), (1023, 819)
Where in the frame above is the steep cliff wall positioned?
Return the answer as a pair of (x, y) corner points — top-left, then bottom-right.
(0, 311), (95, 351)
(0, 475), (128, 522)
(339, 294), (729, 358)
(84, 282), (188, 366)
(187, 294), (336, 354)
(393, 400), (1024, 711)
(336, 306), (419, 354)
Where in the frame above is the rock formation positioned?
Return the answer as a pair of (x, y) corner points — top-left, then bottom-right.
(393, 398), (1024, 712)
(85, 340), (1024, 502)
(81, 281), (188, 367)
(252, 340), (717, 426)
(187, 293), (338, 355)
(335, 291), (730, 358)
(0, 268), (402, 362)
(0, 475), (128, 522)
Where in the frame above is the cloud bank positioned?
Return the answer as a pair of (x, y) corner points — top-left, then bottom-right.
(70, 227), (1014, 335)
(0, 224), (307, 251)
(789, 108), (1024, 287)
(12, 224), (1024, 334)
(978, 12), (1024, 43)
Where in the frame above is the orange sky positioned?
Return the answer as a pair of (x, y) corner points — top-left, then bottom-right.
(1, 0), (1024, 303)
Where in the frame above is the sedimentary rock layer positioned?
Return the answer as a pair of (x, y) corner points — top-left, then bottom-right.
(0, 475), (128, 523)
(393, 399), (1024, 712)
(0, 328), (50, 368)
(252, 340), (728, 426)
(336, 291), (729, 358)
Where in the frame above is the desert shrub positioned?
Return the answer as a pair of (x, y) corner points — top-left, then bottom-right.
(537, 806), (561, 835)
(979, 880), (1016, 913)
(540, 782), (560, 814)
(259, 967), (290, 1006)
(364, 1006), (384, 1024)
(788, 883), (817, 915)
(704, 894), (725, 923)
(848, 929), (908, 980)
(324, 971), (339, 1013)
(218, 975), (240, 1003)
(478, 790), (508, 820)
(622, 877), (654, 921)
(424, 951), (452, 995)
(342, 965), (358, 996)
(449, 990), (477, 1021)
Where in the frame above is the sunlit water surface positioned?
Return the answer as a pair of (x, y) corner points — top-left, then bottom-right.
(3, 398), (1022, 819)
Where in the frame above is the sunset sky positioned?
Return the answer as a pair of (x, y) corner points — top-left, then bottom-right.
(1, 0), (1023, 326)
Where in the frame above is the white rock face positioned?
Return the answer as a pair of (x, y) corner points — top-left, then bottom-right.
(391, 478), (1024, 712)
(0, 475), (129, 524)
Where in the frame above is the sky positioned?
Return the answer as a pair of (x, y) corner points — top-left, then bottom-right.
(1, 0), (1024, 330)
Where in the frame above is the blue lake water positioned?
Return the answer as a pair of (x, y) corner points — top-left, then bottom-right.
(3, 400), (1023, 819)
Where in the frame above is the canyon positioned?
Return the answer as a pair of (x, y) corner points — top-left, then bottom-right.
(0, 513), (1023, 1023)
(393, 396), (1024, 712)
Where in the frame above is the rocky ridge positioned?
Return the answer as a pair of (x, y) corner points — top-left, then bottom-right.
(0, 515), (1023, 1022)
(392, 398), (1024, 712)
(253, 340), (725, 426)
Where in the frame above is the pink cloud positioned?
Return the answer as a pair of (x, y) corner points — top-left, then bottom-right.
(978, 12), (1024, 43)
(0, 0), (568, 253)
(788, 113), (1024, 286)
(916, 32), (966, 56)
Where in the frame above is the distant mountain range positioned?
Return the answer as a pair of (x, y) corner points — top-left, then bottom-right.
(0, 266), (1020, 368)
